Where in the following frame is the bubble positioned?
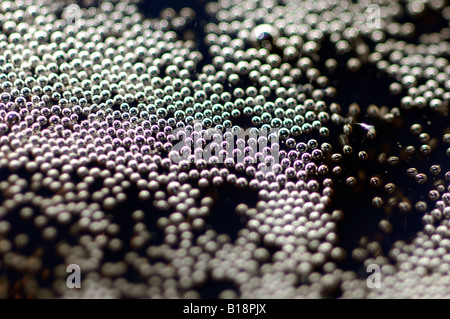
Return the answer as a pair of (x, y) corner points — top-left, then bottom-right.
(5, 111), (20, 127)
(250, 24), (280, 49)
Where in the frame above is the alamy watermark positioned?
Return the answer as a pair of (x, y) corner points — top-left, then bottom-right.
(63, 4), (82, 26)
(365, 4), (381, 29)
(366, 264), (381, 289)
(168, 121), (280, 171)
(66, 264), (81, 289)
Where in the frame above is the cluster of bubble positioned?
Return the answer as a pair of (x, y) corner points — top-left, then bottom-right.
(0, 0), (449, 298)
